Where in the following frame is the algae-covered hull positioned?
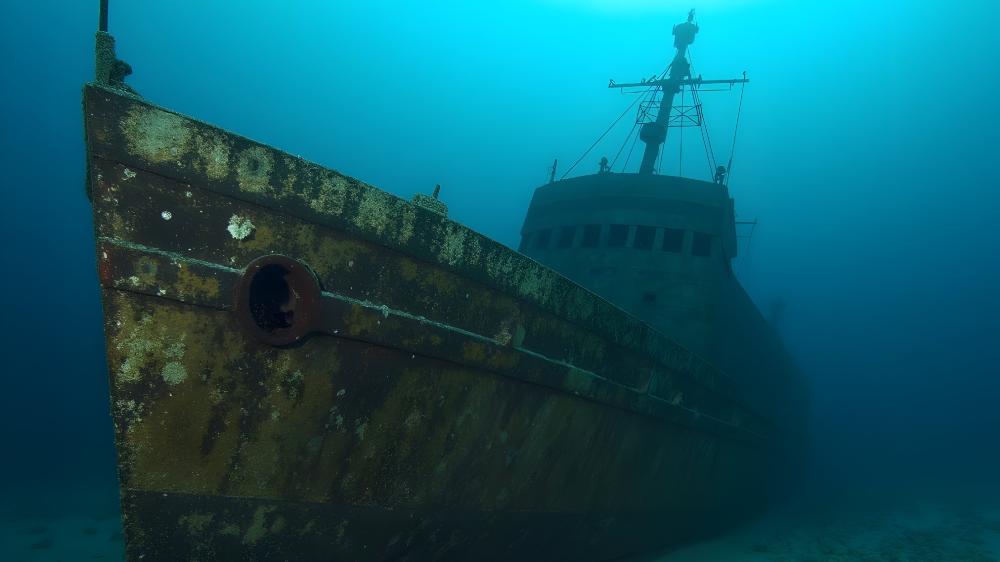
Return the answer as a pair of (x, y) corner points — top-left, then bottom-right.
(84, 83), (773, 561)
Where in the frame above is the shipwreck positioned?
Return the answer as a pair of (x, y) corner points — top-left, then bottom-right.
(85, 3), (807, 560)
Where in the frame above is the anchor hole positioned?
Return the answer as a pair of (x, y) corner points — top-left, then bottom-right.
(248, 264), (295, 332)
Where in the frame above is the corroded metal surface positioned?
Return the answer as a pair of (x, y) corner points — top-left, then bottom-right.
(84, 84), (775, 561)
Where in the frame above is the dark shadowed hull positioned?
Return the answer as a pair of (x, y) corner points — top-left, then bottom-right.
(84, 84), (775, 561)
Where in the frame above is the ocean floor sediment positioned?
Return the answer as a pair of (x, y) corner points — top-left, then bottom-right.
(653, 490), (1000, 562)
(3, 485), (999, 561)
(0, 484), (124, 562)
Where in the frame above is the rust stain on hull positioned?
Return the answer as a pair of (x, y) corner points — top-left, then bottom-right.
(84, 84), (776, 561)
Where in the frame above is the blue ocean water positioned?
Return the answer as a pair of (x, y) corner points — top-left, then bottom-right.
(1, 1), (999, 560)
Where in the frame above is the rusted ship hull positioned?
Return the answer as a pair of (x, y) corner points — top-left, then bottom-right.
(85, 84), (774, 561)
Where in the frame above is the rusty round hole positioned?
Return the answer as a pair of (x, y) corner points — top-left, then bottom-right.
(248, 264), (295, 332)
(235, 255), (322, 346)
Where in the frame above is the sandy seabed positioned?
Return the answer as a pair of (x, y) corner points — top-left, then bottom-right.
(2, 487), (999, 561)
(652, 489), (1000, 562)
(0, 485), (123, 562)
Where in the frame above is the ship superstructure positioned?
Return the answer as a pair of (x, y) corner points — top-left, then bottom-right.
(520, 11), (805, 432)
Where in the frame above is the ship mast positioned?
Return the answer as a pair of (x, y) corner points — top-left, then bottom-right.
(609, 10), (748, 175)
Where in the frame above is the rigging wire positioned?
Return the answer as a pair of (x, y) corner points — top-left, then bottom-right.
(692, 86), (718, 176)
(687, 50), (720, 179)
(621, 128), (641, 172)
(611, 83), (658, 170)
(560, 59), (746, 181)
(610, 122), (639, 169)
(697, 107), (715, 176)
(563, 66), (668, 179)
(560, 93), (644, 180)
(655, 139), (664, 175)
(724, 76), (748, 186)
(678, 85), (684, 177)
(698, 89), (722, 175)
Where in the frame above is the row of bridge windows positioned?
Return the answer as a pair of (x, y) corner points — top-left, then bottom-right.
(520, 224), (713, 257)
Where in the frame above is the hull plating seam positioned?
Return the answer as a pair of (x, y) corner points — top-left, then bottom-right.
(96, 234), (763, 441)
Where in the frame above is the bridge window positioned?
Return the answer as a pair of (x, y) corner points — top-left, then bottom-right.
(581, 224), (601, 248)
(692, 232), (712, 257)
(534, 228), (552, 250)
(633, 226), (655, 250)
(608, 224), (629, 247)
(662, 228), (684, 253)
(518, 233), (531, 252)
(557, 226), (576, 249)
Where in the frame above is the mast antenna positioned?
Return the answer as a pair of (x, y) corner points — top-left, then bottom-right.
(609, 10), (748, 176)
(95, 0), (136, 93)
(99, 0), (109, 32)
